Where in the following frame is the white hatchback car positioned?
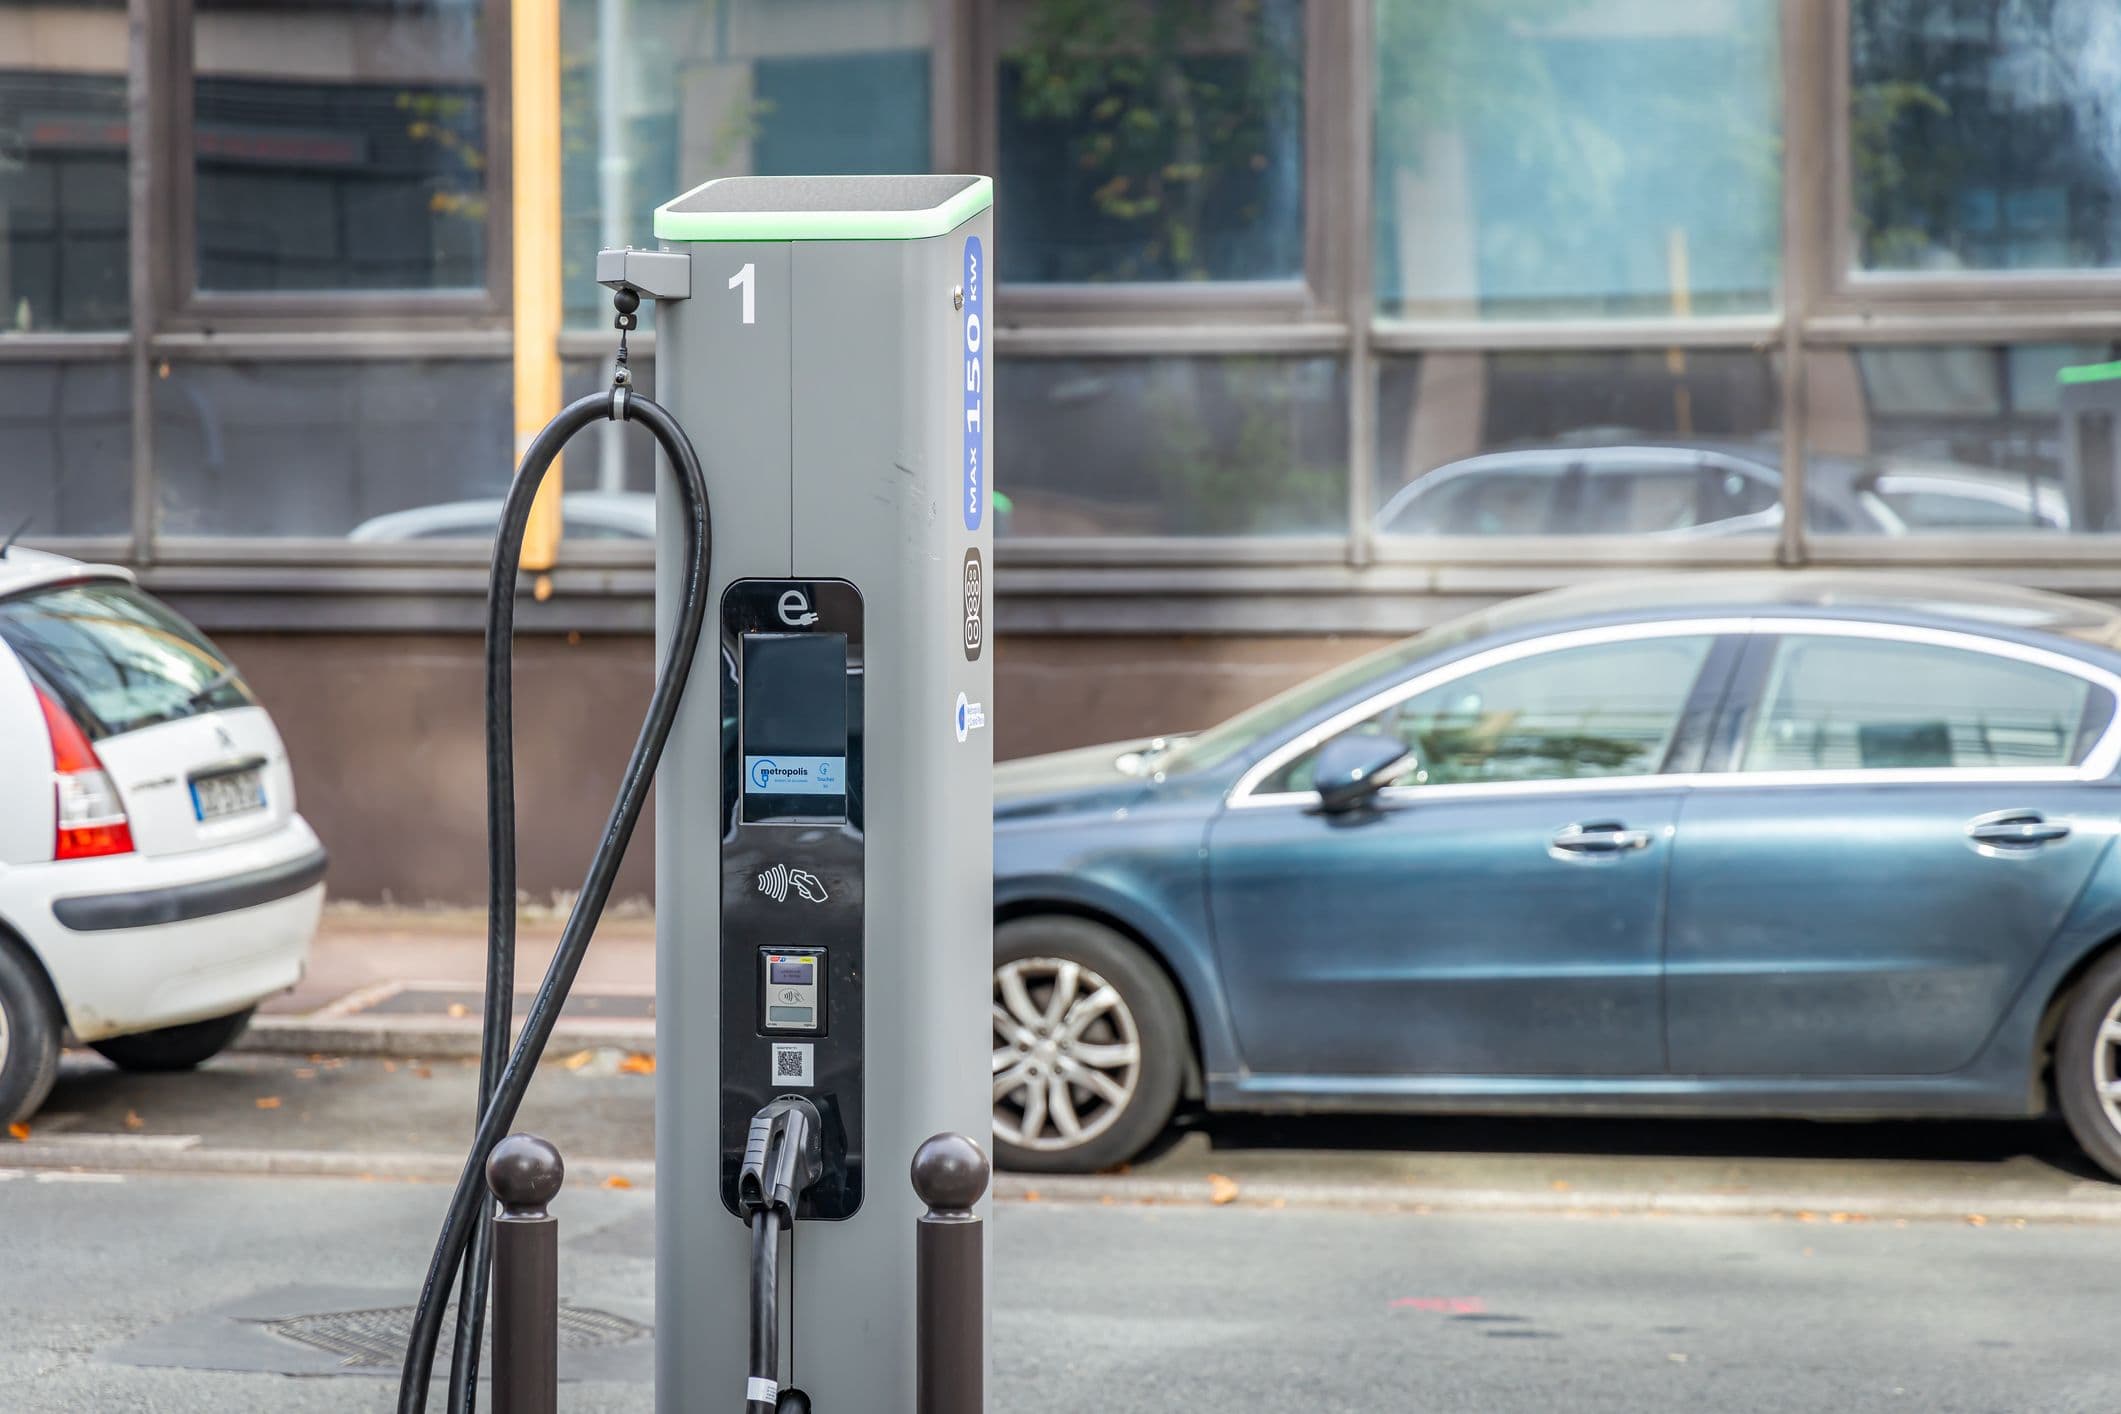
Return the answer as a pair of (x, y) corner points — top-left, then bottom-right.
(0, 547), (324, 1124)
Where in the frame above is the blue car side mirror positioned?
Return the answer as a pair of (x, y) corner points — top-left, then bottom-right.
(1311, 731), (1415, 813)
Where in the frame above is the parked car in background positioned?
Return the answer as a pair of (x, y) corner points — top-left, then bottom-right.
(1373, 441), (2069, 537)
(348, 491), (658, 542)
(0, 548), (325, 1125)
(992, 571), (2121, 1179)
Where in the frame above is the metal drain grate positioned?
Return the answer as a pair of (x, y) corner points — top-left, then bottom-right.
(261, 1303), (651, 1369)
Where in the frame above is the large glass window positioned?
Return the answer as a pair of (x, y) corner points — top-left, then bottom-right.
(154, 359), (511, 538)
(1, 361), (131, 536)
(1269, 635), (1716, 792)
(996, 0), (1305, 284)
(1374, 350), (1783, 538)
(1742, 635), (2106, 772)
(997, 355), (1345, 537)
(559, 0), (931, 325)
(1804, 341), (2121, 534)
(0, 0), (130, 330)
(190, 0), (490, 294)
(1372, 0), (1781, 320)
(1851, 0), (2121, 274)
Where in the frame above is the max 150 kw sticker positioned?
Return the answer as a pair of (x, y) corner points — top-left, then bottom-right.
(962, 235), (984, 532)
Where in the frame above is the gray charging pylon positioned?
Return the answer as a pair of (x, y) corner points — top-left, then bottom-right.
(602, 174), (993, 1412)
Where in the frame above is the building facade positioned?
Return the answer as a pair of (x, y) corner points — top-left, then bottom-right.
(8, 0), (2121, 899)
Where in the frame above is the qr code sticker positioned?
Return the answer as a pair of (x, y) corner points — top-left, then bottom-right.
(772, 1043), (814, 1087)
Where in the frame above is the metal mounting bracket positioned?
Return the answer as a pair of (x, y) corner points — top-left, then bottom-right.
(595, 247), (692, 301)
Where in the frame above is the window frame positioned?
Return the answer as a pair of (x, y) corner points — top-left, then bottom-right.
(977, 0), (1347, 327)
(155, 0), (515, 332)
(1819, 0), (2121, 316)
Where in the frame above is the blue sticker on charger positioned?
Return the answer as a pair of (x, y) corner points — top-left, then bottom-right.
(744, 755), (844, 796)
(962, 235), (984, 532)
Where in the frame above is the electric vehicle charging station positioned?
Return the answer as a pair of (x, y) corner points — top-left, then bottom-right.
(641, 173), (994, 1410)
(399, 173), (994, 1413)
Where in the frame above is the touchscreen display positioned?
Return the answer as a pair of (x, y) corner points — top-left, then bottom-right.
(741, 632), (849, 823)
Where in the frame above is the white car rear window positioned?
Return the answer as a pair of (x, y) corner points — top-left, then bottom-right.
(0, 580), (254, 739)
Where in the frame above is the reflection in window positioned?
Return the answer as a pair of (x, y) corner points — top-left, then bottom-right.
(191, 0), (488, 293)
(1272, 636), (1714, 792)
(1373, 0), (1780, 319)
(0, 1), (130, 330)
(1, 362), (131, 537)
(1743, 636), (2103, 771)
(1852, 0), (2121, 273)
(154, 359), (511, 538)
(1805, 342), (2121, 533)
(997, 356), (1345, 536)
(559, 0), (931, 325)
(997, 0), (1304, 283)
(1374, 351), (1783, 536)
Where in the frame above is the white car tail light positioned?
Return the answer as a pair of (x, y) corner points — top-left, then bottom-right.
(34, 685), (134, 859)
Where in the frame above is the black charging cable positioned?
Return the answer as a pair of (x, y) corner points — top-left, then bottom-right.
(397, 289), (712, 1412)
(738, 1097), (823, 1412)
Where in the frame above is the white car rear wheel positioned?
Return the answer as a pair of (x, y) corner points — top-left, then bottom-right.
(0, 943), (61, 1127)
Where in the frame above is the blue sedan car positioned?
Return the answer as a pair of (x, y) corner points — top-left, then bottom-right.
(992, 572), (2121, 1176)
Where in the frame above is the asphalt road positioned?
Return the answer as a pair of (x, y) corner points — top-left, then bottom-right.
(20, 1048), (2121, 1220)
(1, 1169), (2115, 1413)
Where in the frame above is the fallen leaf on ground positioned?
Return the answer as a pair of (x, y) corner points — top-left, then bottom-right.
(602, 1174), (633, 1190)
(1206, 1173), (1240, 1206)
(255, 1096), (282, 1110)
(293, 1068), (316, 1081)
(382, 1060), (398, 1073)
(618, 1052), (656, 1076)
(1550, 1180), (1571, 1192)
(561, 1050), (595, 1072)
(1021, 1189), (1042, 1203)
(123, 1111), (144, 1131)
(1966, 1214), (1988, 1227)
(447, 1002), (469, 1019)
(7, 1122), (28, 1142)
(412, 1065), (434, 1080)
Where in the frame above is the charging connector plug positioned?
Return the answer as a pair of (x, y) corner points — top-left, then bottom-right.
(738, 1096), (824, 1222)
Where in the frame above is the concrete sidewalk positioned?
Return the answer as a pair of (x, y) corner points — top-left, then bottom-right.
(241, 906), (657, 1058)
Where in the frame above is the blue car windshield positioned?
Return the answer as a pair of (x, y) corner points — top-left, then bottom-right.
(1159, 609), (1502, 775)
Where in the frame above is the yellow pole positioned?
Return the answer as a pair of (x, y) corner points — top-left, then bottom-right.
(1665, 226), (1694, 437)
(513, 0), (563, 588)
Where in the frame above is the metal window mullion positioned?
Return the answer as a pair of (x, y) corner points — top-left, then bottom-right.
(128, 0), (157, 567)
(1342, 0), (1375, 570)
(1776, 0), (1822, 570)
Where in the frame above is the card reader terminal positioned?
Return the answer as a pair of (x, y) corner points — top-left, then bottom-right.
(761, 947), (826, 1033)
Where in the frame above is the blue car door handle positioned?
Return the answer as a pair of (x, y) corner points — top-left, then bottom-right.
(1965, 809), (2072, 850)
(1550, 821), (1652, 858)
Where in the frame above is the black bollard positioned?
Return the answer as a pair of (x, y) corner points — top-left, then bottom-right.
(911, 1132), (989, 1414)
(487, 1134), (564, 1414)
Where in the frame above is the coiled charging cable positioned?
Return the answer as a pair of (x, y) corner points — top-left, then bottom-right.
(398, 292), (712, 1412)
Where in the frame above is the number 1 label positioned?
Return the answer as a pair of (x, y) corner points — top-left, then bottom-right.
(728, 262), (756, 325)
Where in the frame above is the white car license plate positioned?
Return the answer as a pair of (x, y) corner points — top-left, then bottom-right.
(191, 766), (266, 823)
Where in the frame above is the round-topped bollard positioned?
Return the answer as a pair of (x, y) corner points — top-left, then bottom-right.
(910, 1132), (989, 1215)
(487, 1133), (565, 1217)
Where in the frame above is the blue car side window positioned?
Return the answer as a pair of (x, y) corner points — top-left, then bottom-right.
(1742, 635), (2112, 772)
(1267, 635), (1714, 793)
